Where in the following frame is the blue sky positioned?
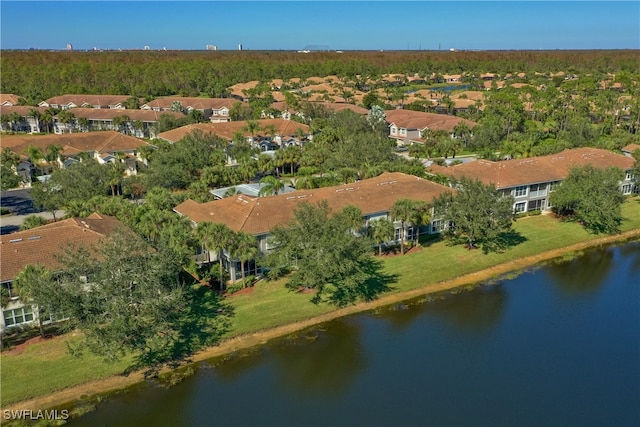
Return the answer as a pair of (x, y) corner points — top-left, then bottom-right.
(1, 1), (638, 51)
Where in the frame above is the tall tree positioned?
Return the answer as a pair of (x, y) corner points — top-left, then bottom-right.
(390, 199), (415, 255)
(53, 229), (190, 365)
(13, 264), (56, 338)
(264, 201), (382, 306)
(196, 222), (234, 291)
(549, 165), (626, 234)
(434, 177), (515, 251)
(229, 231), (259, 287)
(258, 175), (286, 196)
(368, 218), (394, 256)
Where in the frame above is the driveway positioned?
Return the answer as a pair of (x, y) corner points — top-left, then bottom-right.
(0, 189), (64, 235)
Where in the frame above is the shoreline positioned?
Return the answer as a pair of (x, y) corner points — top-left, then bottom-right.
(4, 228), (640, 413)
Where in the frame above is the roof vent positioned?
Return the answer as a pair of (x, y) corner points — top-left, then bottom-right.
(28, 236), (41, 240)
(9, 238), (23, 243)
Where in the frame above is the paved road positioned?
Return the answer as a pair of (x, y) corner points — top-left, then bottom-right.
(0, 188), (64, 235)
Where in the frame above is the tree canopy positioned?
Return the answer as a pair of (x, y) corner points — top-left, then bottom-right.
(549, 165), (626, 234)
(434, 177), (516, 252)
(264, 201), (392, 306)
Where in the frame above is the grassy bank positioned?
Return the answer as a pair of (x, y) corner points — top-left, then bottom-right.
(2, 197), (639, 408)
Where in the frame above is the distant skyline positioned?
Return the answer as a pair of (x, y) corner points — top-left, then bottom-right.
(1, 1), (639, 51)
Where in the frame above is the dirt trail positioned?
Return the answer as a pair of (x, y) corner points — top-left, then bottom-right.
(4, 229), (640, 412)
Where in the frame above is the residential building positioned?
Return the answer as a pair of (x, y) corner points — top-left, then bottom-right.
(157, 118), (311, 147)
(0, 94), (22, 106)
(621, 143), (640, 158)
(384, 109), (477, 145)
(39, 95), (132, 110)
(174, 172), (453, 281)
(0, 106), (49, 133)
(428, 147), (636, 214)
(140, 97), (243, 122)
(50, 108), (184, 138)
(1, 214), (125, 332)
(268, 101), (369, 120)
(2, 131), (152, 180)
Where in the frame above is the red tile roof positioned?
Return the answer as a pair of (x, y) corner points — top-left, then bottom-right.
(0, 106), (49, 116)
(1, 214), (125, 282)
(1, 131), (151, 157)
(621, 144), (640, 154)
(41, 95), (131, 107)
(140, 97), (241, 111)
(428, 148), (635, 189)
(384, 109), (477, 132)
(174, 172), (453, 235)
(157, 119), (310, 143)
(0, 94), (22, 106)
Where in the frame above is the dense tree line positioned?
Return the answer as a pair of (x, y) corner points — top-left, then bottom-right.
(2, 50), (639, 103)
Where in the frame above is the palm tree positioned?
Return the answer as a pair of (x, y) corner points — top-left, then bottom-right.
(196, 221), (234, 291)
(293, 169), (315, 189)
(41, 110), (54, 133)
(258, 175), (285, 196)
(391, 198), (415, 255)
(57, 110), (75, 133)
(8, 112), (22, 132)
(44, 144), (62, 168)
(408, 201), (432, 245)
(132, 120), (144, 137)
(28, 108), (41, 133)
(27, 145), (44, 165)
(281, 145), (302, 175)
(369, 218), (394, 256)
(243, 120), (261, 139)
(77, 117), (90, 132)
(264, 124), (277, 140)
(1, 147), (19, 167)
(229, 231), (259, 287)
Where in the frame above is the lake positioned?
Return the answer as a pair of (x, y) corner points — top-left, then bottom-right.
(70, 242), (640, 427)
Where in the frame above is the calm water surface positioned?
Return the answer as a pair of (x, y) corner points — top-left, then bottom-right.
(72, 243), (640, 427)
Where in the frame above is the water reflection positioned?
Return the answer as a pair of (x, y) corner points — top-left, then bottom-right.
(619, 241), (640, 273)
(270, 320), (365, 397)
(380, 284), (506, 335)
(545, 247), (614, 294)
(425, 284), (507, 334)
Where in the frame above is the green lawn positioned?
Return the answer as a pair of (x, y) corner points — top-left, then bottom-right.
(2, 197), (639, 406)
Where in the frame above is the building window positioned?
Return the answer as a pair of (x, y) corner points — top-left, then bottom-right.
(622, 184), (634, 195)
(431, 219), (445, 233)
(514, 202), (527, 213)
(549, 181), (560, 192)
(529, 183), (547, 198)
(528, 199), (545, 211)
(394, 227), (402, 242)
(2, 282), (18, 299)
(625, 172), (632, 181)
(3, 306), (34, 327)
(390, 126), (397, 135)
(514, 186), (528, 197)
(400, 128), (406, 135)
